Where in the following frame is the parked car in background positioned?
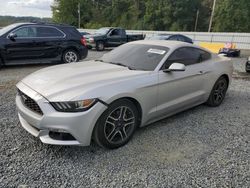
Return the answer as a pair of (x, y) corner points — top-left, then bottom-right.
(219, 43), (240, 57)
(146, 34), (193, 44)
(84, 27), (145, 51)
(16, 40), (233, 149)
(246, 57), (250, 72)
(0, 22), (88, 67)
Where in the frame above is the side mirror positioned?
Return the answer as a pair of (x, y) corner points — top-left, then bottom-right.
(8, 33), (17, 40)
(163, 63), (186, 72)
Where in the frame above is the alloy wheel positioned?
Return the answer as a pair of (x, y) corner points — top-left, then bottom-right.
(65, 51), (78, 63)
(104, 106), (135, 144)
(213, 79), (227, 104)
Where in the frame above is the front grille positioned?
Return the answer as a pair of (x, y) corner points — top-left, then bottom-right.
(18, 89), (43, 115)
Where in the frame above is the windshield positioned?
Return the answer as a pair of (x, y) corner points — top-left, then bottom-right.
(100, 43), (169, 71)
(95, 28), (110, 35)
(0, 24), (20, 36)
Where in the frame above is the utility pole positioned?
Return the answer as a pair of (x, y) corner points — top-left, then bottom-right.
(194, 9), (199, 32)
(78, 2), (80, 29)
(208, 0), (216, 32)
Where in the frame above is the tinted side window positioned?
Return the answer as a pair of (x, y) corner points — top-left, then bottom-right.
(36, 27), (64, 37)
(164, 47), (203, 69)
(199, 50), (211, 61)
(110, 29), (121, 36)
(168, 35), (179, 41)
(178, 35), (186, 42)
(13, 27), (37, 38)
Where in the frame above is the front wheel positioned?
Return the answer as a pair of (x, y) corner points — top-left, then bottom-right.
(206, 76), (228, 107)
(93, 99), (139, 149)
(96, 41), (105, 51)
(62, 49), (79, 63)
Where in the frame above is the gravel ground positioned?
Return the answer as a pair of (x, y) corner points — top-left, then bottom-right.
(0, 51), (249, 188)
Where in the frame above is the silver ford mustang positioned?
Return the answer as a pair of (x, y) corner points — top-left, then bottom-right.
(16, 40), (233, 149)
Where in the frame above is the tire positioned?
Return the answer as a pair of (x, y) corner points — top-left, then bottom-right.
(93, 99), (139, 149)
(245, 62), (250, 73)
(0, 58), (3, 69)
(62, 49), (79, 63)
(96, 41), (105, 51)
(206, 76), (228, 107)
(235, 50), (241, 57)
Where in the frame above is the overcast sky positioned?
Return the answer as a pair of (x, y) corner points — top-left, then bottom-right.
(0, 0), (53, 18)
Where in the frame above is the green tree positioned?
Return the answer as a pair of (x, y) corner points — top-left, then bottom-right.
(213, 0), (250, 32)
(51, 0), (92, 28)
(51, 0), (250, 32)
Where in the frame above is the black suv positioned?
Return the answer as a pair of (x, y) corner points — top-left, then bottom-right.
(0, 23), (88, 66)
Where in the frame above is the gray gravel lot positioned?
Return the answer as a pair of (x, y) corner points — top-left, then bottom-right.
(0, 51), (249, 188)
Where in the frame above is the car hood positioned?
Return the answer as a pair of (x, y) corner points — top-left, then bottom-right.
(20, 61), (148, 101)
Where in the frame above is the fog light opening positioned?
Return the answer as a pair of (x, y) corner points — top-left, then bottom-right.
(49, 130), (76, 141)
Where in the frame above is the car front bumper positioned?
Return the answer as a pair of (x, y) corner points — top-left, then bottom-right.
(16, 82), (107, 146)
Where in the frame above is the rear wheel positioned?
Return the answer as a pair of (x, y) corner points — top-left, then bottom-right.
(96, 41), (105, 51)
(93, 99), (139, 149)
(206, 76), (228, 107)
(62, 49), (79, 63)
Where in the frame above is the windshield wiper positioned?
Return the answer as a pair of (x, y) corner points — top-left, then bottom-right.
(106, 62), (136, 70)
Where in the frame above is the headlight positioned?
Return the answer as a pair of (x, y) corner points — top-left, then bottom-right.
(51, 99), (97, 112)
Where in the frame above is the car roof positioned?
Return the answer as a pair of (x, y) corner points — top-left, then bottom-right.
(11, 22), (74, 28)
(130, 40), (192, 48)
(128, 40), (211, 53)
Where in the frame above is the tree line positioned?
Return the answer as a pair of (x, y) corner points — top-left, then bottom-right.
(0, 0), (246, 33)
(51, 0), (250, 32)
(0, 16), (51, 27)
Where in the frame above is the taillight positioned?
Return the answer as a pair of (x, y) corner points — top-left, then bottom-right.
(81, 37), (87, 46)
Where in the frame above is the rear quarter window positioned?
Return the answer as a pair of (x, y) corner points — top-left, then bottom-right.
(36, 27), (65, 38)
(63, 27), (81, 38)
(199, 50), (211, 61)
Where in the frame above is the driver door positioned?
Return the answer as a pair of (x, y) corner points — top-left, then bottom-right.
(107, 29), (122, 47)
(157, 47), (210, 117)
(4, 26), (41, 64)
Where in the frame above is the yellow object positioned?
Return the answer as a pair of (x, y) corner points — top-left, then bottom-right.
(199, 42), (236, 53)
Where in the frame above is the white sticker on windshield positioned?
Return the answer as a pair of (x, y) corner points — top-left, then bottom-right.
(147, 48), (166, 55)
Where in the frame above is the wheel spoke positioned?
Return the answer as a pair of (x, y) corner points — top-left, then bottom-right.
(107, 129), (118, 141)
(107, 115), (118, 121)
(117, 131), (124, 141)
(214, 89), (219, 95)
(122, 127), (128, 138)
(118, 107), (126, 119)
(106, 116), (117, 125)
(124, 118), (135, 127)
